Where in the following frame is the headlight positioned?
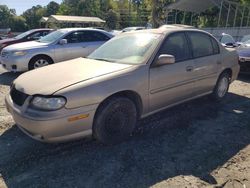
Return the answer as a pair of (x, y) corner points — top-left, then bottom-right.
(12, 51), (27, 56)
(31, 96), (66, 111)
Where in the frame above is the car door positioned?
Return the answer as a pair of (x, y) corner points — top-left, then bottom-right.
(149, 32), (196, 112)
(54, 31), (86, 62)
(186, 31), (220, 95)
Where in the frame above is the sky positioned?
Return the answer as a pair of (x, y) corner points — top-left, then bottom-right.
(1, 0), (63, 15)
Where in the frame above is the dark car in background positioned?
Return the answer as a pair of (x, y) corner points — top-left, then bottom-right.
(0, 28), (53, 52)
(237, 39), (250, 73)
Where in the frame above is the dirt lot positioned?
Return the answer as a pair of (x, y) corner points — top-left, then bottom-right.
(0, 66), (250, 188)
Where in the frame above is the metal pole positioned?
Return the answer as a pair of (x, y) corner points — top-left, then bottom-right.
(226, 3), (231, 28)
(247, 9), (250, 27)
(166, 12), (169, 24)
(175, 10), (178, 24)
(190, 12), (193, 25)
(240, 6), (246, 27)
(233, 5), (238, 27)
(217, 0), (223, 27)
(182, 12), (186, 24)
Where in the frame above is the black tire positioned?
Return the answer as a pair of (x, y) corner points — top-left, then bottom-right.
(212, 72), (230, 101)
(28, 55), (53, 70)
(93, 97), (137, 145)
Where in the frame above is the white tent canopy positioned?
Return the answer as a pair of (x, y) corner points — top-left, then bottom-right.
(167, 0), (222, 13)
(166, 0), (250, 27)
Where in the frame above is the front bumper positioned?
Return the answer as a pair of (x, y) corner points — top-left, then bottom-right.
(1, 54), (30, 72)
(239, 56), (250, 63)
(5, 94), (97, 143)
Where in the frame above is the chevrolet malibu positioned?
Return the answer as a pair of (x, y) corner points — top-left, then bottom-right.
(1, 28), (113, 72)
(5, 28), (240, 144)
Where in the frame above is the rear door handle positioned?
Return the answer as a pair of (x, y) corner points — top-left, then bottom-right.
(82, 46), (86, 48)
(186, 66), (193, 72)
(217, 61), (222, 65)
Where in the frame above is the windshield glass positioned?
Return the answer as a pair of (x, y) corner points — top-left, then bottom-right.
(221, 34), (235, 44)
(38, 30), (66, 43)
(88, 33), (161, 65)
(14, 30), (33, 39)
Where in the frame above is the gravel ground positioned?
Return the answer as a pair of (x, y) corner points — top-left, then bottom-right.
(0, 67), (250, 188)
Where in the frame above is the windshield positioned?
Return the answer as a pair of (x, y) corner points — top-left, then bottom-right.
(88, 33), (161, 65)
(14, 30), (33, 39)
(38, 30), (66, 43)
(241, 35), (250, 43)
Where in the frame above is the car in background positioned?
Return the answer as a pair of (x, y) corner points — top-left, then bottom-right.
(0, 28), (113, 72)
(121, 27), (145, 33)
(159, 24), (195, 29)
(218, 33), (238, 48)
(5, 28), (239, 144)
(0, 29), (53, 53)
(237, 39), (250, 73)
(237, 35), (250, 46)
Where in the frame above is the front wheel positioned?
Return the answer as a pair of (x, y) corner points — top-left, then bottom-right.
(93, 97), (137, 145)
(28, 55), (53, 70)
(212, 72), (230, 101)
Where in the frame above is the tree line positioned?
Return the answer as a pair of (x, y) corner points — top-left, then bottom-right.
(1, 0), (250, 32)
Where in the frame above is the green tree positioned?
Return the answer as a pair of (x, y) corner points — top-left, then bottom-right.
(22, 5), (45, 29)
(11, 16), (28, 31)
(0, 5), (15, 28)
(45, 1), (60, 16)
(105, 9), (119, 29)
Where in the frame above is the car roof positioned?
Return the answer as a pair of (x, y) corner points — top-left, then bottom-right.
(125, 26), (211, 36)
(58, 28), (107, 32)
(29, 28), (53, 32)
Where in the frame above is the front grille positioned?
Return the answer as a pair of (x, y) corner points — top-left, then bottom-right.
(10, 87), (29, 106)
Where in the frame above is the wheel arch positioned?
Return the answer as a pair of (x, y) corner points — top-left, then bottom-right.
(94, 90), (143, 120)
(220, 68), (232, 82)
(29, 54), (54, 66)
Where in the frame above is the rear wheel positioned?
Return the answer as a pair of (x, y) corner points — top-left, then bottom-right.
(212, 72), (230, 101)
(29, 55), (53, 70)
(93, 97), (137, 145)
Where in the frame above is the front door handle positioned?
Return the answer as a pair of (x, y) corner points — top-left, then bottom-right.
(217, 61), (222, 65)
(82, 46), (86, 48)
(186, 66), (193, 72)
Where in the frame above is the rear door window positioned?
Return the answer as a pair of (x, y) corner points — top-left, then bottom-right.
(187, 32), (214, 58)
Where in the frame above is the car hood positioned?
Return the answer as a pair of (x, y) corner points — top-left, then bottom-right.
(4, 41), (48, 51)
(14, 58), (133, 95)
(0, 38), (16, 44)
(237, 47), (250, 56)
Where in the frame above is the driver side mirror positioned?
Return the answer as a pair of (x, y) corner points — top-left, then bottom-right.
(156, 54), (175, 66)
(59, 39), (67, 45)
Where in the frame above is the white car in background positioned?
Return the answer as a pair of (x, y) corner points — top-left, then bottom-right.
(0, 28), (113, 72)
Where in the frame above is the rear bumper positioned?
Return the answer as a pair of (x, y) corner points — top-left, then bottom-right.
(5, 94), (97, 143)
